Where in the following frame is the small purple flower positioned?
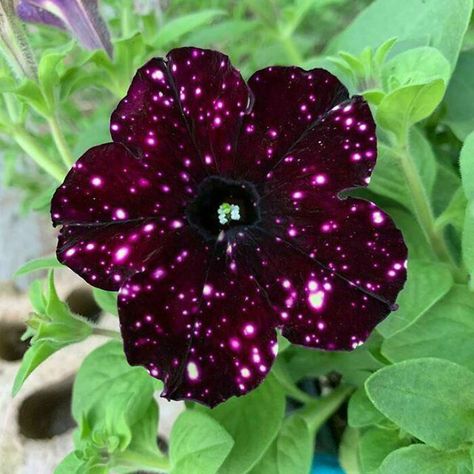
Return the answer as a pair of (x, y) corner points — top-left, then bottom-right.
(17, 0), (112, 56)
(51, 48), (407, 407)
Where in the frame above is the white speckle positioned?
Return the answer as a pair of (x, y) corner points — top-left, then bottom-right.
(115, 209), (127, 219)
(241, 368), (251, 378)
(308, 291), (324, 310)
(115, 247), (129, 262)
(187, 362), (199, 380)
(151, 70), (164, 80)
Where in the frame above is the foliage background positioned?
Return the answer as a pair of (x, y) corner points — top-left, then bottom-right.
(2, 0), (474, 473)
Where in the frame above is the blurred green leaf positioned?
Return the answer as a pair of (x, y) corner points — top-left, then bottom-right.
(459, 132), (474, 285)
(154, 10), (226, 48)
(169, 410), (233, 474)
(328, 0), (473, 69)
(460, 131), (474, 199)
(443, 50), (474, 141)
(366, 358), (474, 449)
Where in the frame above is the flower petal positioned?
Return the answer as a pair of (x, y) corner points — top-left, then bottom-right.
(235, 66), (348, 181)
(118, 228), (277, 407)
(57, 220), (163, 291)
(51, 142), (190, 225)
(261, 96), (377, 196)
(166, 47), (251, 175)
(17, 0), (112, 56)
(260, 197), (407, 305)
(111, 47), (251, 178)
(238, 230), (398, 350)
(52, 142), (189, 290)
(258, 94), (406, 303)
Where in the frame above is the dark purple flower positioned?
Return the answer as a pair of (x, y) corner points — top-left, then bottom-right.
(51, 48), (407, 407)
(17, 0), (112, 56)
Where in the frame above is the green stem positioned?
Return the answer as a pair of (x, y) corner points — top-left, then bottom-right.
(47, 114), (75, 167)
(12, 126), (65, 181)
(92, 327), (122, 340)
(280, 34), (304, 64)
(300, 385), (354, 435)
(395, 136), (467, 282)
(120, 2), (133, 38)
(114, 450), (170, 473)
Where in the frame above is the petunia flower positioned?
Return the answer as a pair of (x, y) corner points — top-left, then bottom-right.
(16, 0), (112, 57)
(51, 47), (407, 407)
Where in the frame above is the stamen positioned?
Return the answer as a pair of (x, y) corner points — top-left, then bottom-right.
(218, 202), (241, 225)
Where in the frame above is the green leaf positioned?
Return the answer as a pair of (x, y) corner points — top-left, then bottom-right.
(54, 453), (83, 474)
(38, 49), (68, 107)
(169, 410), (233, 474)
(358, 427), (410, 473)
(12, 340), (58, 396)
(339, 427), (361, 474)
(250, 415), (313, 474)
(460, 132), (474, 199)
(444, 50), (474, 141)
(365, 358), (474, 449)
(370, 128), (436, 210)
(381, 286), (474, 371)
(112, 402), (169, 474)
(376, 80), (446, 140)
(72, 341), (154, 428)
(200, 374), (286, 474)
(347, 387), (384, 428)
(368, 144), (410, 208)
(284, 343), (381, 387)
(13, 80), (50, 116)
(377, 260), (453, 338)
(463, 202), (474, 288)
(15, 255), (62, 276)
(379, 445), (473, 474)
(13, 272), (92, 395)
(154, 10), (226, 47)
(327, 0), (473, 69)
(435, 187), (467, 234)
(92, 288), (118, 316)
(382, 208), (433, 261)
(382, 47), (451, 91)
(186, 19), (256, 47)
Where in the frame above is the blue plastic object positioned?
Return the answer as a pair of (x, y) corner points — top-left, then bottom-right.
(312, 454), (345, 473)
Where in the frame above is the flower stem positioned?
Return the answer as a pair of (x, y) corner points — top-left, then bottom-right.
(12, 126), (65, 181)
(280, 34), (304, 64)
(120, 3), (133, 38)
(299, 385), (354, 435)
(47, 114), (75, 168)
(92, 327), (122, 340)
(395, 136), (467, 283)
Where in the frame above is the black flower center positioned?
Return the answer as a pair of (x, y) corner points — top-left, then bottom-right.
(186, 176), (260, 239)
